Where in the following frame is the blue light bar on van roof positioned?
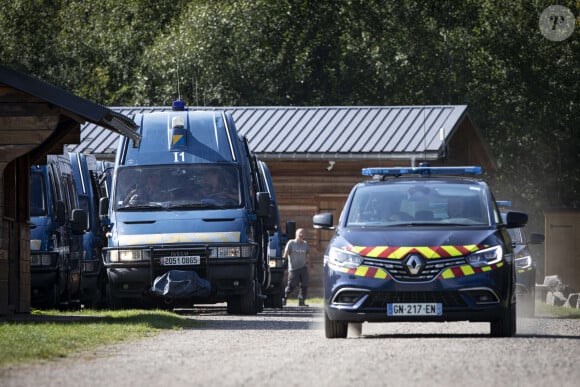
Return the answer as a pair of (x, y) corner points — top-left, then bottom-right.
(361, 166), (482, 177)
(496, 200), (512, 207)
(172, 99), (185, 111)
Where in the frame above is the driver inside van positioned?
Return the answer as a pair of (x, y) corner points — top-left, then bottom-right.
(124, 171), (162, 205)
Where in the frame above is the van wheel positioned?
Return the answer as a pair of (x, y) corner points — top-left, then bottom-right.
(105, 282), (123, 310)
(47, 284), (60, 309)
(265, 291), (284, 309)
(490, 302), (516, 337)
(325, 311), (348, 339)
(227, 283), (258, 315)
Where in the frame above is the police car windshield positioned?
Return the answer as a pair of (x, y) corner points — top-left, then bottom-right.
(346, 181), (491, 227)
(114, 164), (242, 210)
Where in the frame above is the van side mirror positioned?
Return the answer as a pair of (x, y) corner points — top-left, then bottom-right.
(99, 197), (110, 223)
(286, 220), (296, 240)
(255, 192), (271, 217)
(70, 209), (87, 235)
(55, 200), (66, 226)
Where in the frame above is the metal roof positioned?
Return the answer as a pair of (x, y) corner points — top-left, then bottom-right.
(67, 105), (469, 161)
(0, 64), (141, 146)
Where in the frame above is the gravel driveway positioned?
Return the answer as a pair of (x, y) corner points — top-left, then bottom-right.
(1, 304), (579, 387)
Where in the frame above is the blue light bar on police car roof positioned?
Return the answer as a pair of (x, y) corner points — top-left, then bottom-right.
(496, 200), (512, 207)
(361, 166), (482, 176)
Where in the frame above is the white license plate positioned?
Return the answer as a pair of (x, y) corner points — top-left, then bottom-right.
(387, 303), (442, 316)
(160, 256), (200, 266)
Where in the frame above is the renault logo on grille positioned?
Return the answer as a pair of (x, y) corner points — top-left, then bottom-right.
(406, 254), (423, 275)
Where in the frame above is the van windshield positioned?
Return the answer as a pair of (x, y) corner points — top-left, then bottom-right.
(114, 164), (242, 210)
(30, 172), (47, 216)
(346, 181), (491, 227)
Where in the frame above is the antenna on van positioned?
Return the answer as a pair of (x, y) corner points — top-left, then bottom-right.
(422, 108), (428, 163)
(176, 62), (181, 101)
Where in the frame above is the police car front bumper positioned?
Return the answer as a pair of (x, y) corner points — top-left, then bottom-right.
(324, 262), (512, 323)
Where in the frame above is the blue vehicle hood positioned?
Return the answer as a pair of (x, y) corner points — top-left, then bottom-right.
(336, 227), (500, 250)
(111, 208), (247, 246)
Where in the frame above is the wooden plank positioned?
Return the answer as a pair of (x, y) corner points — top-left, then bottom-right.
(0, 130), (53, 145)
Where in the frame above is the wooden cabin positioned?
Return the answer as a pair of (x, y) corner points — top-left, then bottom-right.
(0, 65), (139, 315)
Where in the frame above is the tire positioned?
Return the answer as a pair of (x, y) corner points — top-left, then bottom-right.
(227, 283), (258, 315)
(265, 291), (284, 309)
(324, 311), (348, 339)
(105, 282), (123, 310)
(490, 302), (516, 337)
(47, 283), (60, 309)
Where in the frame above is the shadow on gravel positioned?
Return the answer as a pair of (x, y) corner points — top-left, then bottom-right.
(2, 312), (197, 330)
(363, 333), (489, 339)
(176, 306), (324, 331)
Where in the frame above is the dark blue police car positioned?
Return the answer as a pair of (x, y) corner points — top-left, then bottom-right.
(313, 165), (527, 338)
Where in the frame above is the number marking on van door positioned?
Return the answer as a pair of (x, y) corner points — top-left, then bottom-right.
(160, 256), (200, 266)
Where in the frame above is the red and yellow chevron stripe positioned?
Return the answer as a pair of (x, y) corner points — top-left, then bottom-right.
(438, 262), (504, 279)
(330, 264), (390, 280)
(345, 244), (487, 260)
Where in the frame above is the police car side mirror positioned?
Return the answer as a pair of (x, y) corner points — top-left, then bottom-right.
(505, 211), (528, 228)
(313, 213), (334, 230)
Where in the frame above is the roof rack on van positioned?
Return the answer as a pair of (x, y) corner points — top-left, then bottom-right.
(362, 165), (482, 177)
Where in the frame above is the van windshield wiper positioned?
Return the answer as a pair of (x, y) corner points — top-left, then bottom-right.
(117, 203), (165, 211)
(168, 202), (217, 209)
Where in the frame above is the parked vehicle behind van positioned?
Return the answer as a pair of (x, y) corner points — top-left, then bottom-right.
(100, 101), (274, 314)
(256, 159), (295, 308)
(69, 152), (108, 307)
(497, 201), (545, 317)
(29, 154), (87, 308)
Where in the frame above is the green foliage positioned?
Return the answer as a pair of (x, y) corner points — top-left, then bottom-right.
(0, 0), (577, 214)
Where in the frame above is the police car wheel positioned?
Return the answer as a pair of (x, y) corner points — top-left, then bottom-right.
(490, 302), (516, 337)
(324, 311), (348, 339)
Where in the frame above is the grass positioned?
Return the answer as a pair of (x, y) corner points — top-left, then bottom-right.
(0, 309), (198, 367)
(535, 301), (580, 318)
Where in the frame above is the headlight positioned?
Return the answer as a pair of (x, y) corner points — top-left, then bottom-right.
(269, 258), (285, 268)
(109, 249), (150, 262)
(209, 245), (255, 259)
(328, 247), (363, 269)
(466, 245), (503, 267)
(30, 254), (54, 266)
(515, 255), (532, 270)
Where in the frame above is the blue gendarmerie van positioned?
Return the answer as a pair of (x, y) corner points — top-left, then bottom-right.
(69, 152), (108, 307)
(313, 165), (527, 338)
(99, 101), (273, 314)
(30, 154), (87, 308)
